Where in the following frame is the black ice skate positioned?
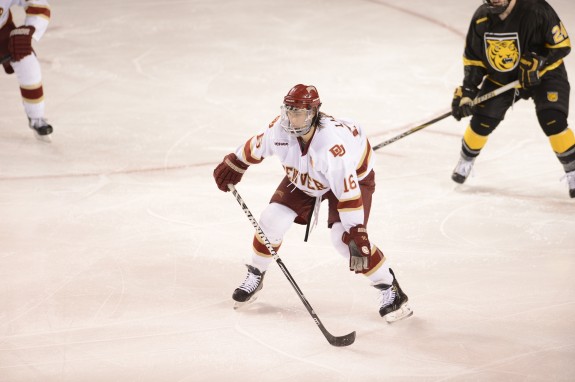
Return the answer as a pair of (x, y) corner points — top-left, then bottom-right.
(451, 153), (475, 184)
(566, 170), (575, 198)
(29, 117), (53, 141)
(374, 269), (413, 323)
(233, 264), (265, 310)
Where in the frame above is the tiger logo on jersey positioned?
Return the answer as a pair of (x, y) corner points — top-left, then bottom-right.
(484, 32), (520, 72)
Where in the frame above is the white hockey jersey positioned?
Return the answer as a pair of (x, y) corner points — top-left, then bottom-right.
(235, 113), (375, 231)
(0, 0), (51, 41)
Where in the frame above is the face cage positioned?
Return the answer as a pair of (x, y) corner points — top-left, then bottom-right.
(279, 105), (315, 137)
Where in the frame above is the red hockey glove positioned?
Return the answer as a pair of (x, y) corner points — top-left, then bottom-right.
(519, 52), (545, 88)
(451, 86), (477, 121)
(342, 224), (371, 273)
(213, 153), (249, 192)
(8, 26), (35, 61)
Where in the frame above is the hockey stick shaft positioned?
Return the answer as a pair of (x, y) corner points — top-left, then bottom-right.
(372, 80), (520, 151)
(227, 184), (356, 347)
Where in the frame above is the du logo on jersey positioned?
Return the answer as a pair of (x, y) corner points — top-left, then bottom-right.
(484, 32), (520, 72)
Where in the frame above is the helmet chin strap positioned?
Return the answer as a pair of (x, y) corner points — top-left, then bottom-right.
(484, 0), (510, 14)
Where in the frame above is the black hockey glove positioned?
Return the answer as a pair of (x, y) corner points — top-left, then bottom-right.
(342, 225), (371, 274)
(451, 86), (477, 121)
(519, 52), (545, 88)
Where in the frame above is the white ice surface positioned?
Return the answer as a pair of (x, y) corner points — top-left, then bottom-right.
(1, 0), (574, 381)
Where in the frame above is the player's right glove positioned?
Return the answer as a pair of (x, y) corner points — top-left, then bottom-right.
(451, 86), (477, 121)
(213, 153), (249, 192)
(342, 224), (371, 274)
(8, 26), (35, 61)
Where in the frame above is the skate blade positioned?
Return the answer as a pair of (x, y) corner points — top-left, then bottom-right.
(233, 295), (258, 310)
(34, 133), (52, 143)
(384, 302), (413, 323)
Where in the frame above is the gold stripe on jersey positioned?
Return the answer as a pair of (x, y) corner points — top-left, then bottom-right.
(463, 125), (489, 150)
(463, 57), (487, 68)
(546, 37), (571, 49)
(356, 140), (372, 179)
(476, 17), (488, 25)
(25, 5), (51, 20)
(540, 59), (564, 77)
(485, 76), (505, 87)
(337, 195), (363, 213)
(549, 128), (575, 154)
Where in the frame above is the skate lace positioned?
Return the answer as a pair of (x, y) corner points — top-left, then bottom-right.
(378, 286), (396, 309)
(455, 157), (474, 177)
(238, 272), (261, 293)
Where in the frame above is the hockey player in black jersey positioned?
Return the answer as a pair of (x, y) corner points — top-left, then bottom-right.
(451, 0), (575, 198)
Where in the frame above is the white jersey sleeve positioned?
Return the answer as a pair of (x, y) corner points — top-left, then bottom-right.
(233, 115), (282, 166)
(7, 0), (51, 41)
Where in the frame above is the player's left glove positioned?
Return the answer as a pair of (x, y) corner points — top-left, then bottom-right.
(342, 224), (371, 273)
(519, 52), (545, 88)
(8, 26), (35, 61)
(213, 153), (249, 192)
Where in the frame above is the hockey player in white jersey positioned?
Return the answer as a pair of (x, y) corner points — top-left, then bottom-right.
(213, 84), (413, 322)
(0, 0), (53, 138)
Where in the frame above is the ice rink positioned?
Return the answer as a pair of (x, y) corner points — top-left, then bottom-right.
(1, 0), (575, 380)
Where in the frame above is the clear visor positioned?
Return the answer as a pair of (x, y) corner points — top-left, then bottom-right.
(279, 105), (315, 137)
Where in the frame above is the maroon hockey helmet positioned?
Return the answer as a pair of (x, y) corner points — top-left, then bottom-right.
(280, 84), (321, 137)
(283, 84), (321, 110)
(483, 0), (511, 14)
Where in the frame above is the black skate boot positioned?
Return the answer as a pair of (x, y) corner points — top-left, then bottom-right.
(233, 265), (265, 309)
(374, 269), (413, 323)
(29, 117), (53, 141)
(451, 153), (475, 184)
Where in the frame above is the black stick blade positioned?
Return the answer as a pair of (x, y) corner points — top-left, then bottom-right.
(327, 331), (356, 347)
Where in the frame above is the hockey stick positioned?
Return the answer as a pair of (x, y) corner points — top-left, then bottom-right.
(228, 184), (356, 347)
(372, 80), (520, 150)
(1, 54), (11, 65)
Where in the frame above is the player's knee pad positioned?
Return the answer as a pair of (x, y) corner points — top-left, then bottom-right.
(537, 109), (568, 136)
(330, 223), (350, 259)
(462, 115), (501, 156)
(259, 203), (297, 244)
(470, 115), (500, 136)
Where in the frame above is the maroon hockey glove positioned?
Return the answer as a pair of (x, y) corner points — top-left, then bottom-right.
(8, 26), (35, 61)
(342, 224), (371, 273)
(451, 86), (477, 121)
(519, 52), (545, 88)
(2, 60), (14, 74)
(213, 153), (249, 192)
